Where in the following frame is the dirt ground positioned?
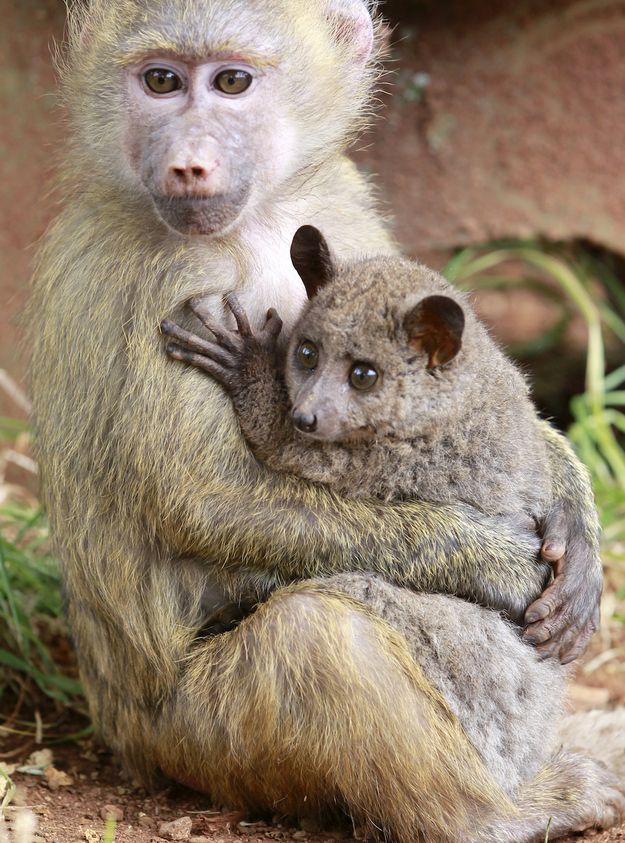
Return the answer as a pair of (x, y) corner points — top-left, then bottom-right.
(3, 623), (625, 843)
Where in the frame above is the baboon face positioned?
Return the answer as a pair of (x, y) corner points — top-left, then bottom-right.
(123, 55), (293, 237)
(70, 1), (377, 239)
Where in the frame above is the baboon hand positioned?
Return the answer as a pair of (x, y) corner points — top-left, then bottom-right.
(161, 294), (283, 395)
(523, 503), (602, 665)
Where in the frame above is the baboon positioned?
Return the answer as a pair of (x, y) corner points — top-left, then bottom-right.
(29, 1), (608, 840)
(161, 231), (625, 840)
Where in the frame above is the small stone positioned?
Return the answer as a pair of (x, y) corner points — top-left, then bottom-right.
(293, 833), (308, 840)
(26, 750), (53, 769)
(189, 837), (211, 843)
(138, 814), (156, 829)
(84, 831), (99, 843)
(158, 816), (193, 841)
(44, 767), (74, 791)
(100, 805), (124, 822)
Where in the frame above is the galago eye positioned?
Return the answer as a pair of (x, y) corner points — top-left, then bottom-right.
(144, 68), (182, 95)
(349, 363), (379, 391)
(214, 69), (253, 95)
(296, 341), (319, 370)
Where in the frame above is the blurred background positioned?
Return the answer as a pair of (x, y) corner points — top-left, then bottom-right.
(1, 0), (625, 814)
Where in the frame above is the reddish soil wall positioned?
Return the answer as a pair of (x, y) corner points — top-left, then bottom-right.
(2, 0), (625, 409)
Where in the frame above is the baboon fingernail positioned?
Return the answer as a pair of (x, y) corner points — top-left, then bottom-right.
(525, 612), (539, 624)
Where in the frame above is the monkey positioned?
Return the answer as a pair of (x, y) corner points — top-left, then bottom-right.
(160, 230), (625, 840)
(27, 0), (609, 840)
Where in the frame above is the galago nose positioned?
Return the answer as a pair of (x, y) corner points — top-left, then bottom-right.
(293, 410), (318, 433)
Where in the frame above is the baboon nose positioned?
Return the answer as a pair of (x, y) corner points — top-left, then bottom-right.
(293, 411), (318, 433)
(170, 164), (208, 183)
(167, 161), (218, 192)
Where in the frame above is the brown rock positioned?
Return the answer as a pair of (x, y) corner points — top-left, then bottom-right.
(100, 805), (124, 823)
(138, 814), (156, 829)
(43, 767), (74, 791)
(357, 0), (625, 258)
(158, 816), (193, 841)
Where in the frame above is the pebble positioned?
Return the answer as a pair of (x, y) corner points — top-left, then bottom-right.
(44, 767), (74, 791)
(138, 814), (156, 829)
(26, 750), (53, 769)
(100, 804), (124, 822)
(158, 816), (193, 841)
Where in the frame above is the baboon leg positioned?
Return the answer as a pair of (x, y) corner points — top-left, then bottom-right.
(162, 581), (513, 843)
(485, 751), (625, 843)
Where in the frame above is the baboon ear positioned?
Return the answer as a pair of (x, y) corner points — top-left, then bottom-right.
(325, 0), (374, 63)
(403, 295), (465, 369)
(290, 226), (336, 300)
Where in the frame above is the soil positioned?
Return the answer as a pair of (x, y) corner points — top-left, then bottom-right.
(7, 751), (625, 843)
(3, 624), (625, 843)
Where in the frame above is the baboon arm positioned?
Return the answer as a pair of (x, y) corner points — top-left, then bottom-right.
(165, 455), (547, 620)
(523, 421), (602, 663)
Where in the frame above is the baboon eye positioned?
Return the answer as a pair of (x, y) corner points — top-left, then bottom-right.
(296, 341), (319, 370)
(144, 68), (182, 95)
(349, 363), (379, 391)
(214, 69), (253, 95)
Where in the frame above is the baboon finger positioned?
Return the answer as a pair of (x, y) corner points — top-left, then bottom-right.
(189, 298), (240, 352)
(534, 637), (560, 660)
(541, 543), (566, 564)
(525, 589), (559, 625)
(540, 505), (568, 562)
(225, 293), (253, 337)
(523, 619), (554, 646)
(166, 343), (234, 387)
(559, 624), (594, 665)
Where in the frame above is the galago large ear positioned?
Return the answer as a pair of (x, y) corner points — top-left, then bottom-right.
(290, 226), (336, 300)
(325, 0), (375, 63)
(403, 295), (465, 369)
